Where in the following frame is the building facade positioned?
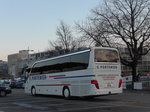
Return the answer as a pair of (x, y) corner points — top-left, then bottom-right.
(120, 48), (150, 76)
(0, 60), (8, 78)
(8, 50), (29, 77)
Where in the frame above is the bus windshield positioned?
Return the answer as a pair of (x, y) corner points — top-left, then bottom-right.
(94, 49), (119, 62)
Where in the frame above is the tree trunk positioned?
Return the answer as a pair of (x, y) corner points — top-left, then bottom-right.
(132, 65), (137, 90)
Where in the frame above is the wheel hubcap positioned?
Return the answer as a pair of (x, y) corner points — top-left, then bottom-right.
(1, 91), (5, 96)
(32, 88), (36, 95)
(64, 89), (69, 98)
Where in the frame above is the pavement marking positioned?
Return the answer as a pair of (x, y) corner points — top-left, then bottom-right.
(0, 97), (60, 103)
(12, 102), (49, 111)
(59, 105), (122, 112)
(94, 101), (150, 109)
(125, 105), (150, 109)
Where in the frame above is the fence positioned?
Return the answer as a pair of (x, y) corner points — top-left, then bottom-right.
(123, 76), (150, 90)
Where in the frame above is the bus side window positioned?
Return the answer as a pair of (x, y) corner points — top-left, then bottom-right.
(30, 67), (42, 75)
(70, 52), (89, 71)
(30, 51), (90, 74)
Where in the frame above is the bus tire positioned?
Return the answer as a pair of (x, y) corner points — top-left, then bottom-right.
(31, 87), (36, 96)
(63, 87), (71, 99)
(0, 91), (6, 97)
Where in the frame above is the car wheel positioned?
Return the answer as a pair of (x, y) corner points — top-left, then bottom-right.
(0, 91), (6, 97)
(63, 87), (71, 99)
(31, 87), (36, 96)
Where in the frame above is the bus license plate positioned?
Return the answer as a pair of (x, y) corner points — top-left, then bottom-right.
(107, 83), (111, 87)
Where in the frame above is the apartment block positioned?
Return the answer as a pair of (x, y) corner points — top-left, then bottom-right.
(0, 60), (8, 78)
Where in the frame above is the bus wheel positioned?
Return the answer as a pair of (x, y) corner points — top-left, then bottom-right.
(31, 87), (36, 96)
(63, 87), (70, 99)
(0, 91), (6, 97)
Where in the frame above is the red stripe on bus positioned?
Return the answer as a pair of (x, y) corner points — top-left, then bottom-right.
(48, 75), (66, 78)
(98, 74), (119, 76)
(36, 84), (71, 86)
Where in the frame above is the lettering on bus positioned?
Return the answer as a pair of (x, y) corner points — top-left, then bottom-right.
(98, 74), (119, 80)
(29, 75), (46, 80)
(96, 65), (117, 69)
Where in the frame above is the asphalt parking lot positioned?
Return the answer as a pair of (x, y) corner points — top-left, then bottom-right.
(0, 89), (150, 112)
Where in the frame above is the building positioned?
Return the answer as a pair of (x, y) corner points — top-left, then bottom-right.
(120, 48), (150, 76)
(139, 51), (150, 75)
(8, 50), (29, 77)
(0, 60), (8, 78)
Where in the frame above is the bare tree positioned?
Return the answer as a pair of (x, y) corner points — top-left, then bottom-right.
(76, 19), (114, 47)
(49, 21), (76, 53)
(77, 0), (150, 86)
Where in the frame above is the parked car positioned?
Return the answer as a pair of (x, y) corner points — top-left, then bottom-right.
(10, 81), (25, 89)
(10, 81), (17, 89)
(15, 81), (25, 89)
(0, 82), (12, 97)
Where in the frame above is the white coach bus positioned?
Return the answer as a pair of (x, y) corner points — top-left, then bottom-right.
(25, 47), (122, 99)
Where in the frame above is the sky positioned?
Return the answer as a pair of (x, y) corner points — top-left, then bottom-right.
(0, 0), (100, 61)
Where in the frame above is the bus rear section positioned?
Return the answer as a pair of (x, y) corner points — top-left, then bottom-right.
(90, 48), (122, 96)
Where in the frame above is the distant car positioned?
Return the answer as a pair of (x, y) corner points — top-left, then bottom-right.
(15, 82), (25, 89)
(10, 82), (17, 88)
(0, 82), (12, 97)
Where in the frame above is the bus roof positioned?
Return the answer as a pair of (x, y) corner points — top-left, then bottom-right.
(32, 47), (117, 65)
